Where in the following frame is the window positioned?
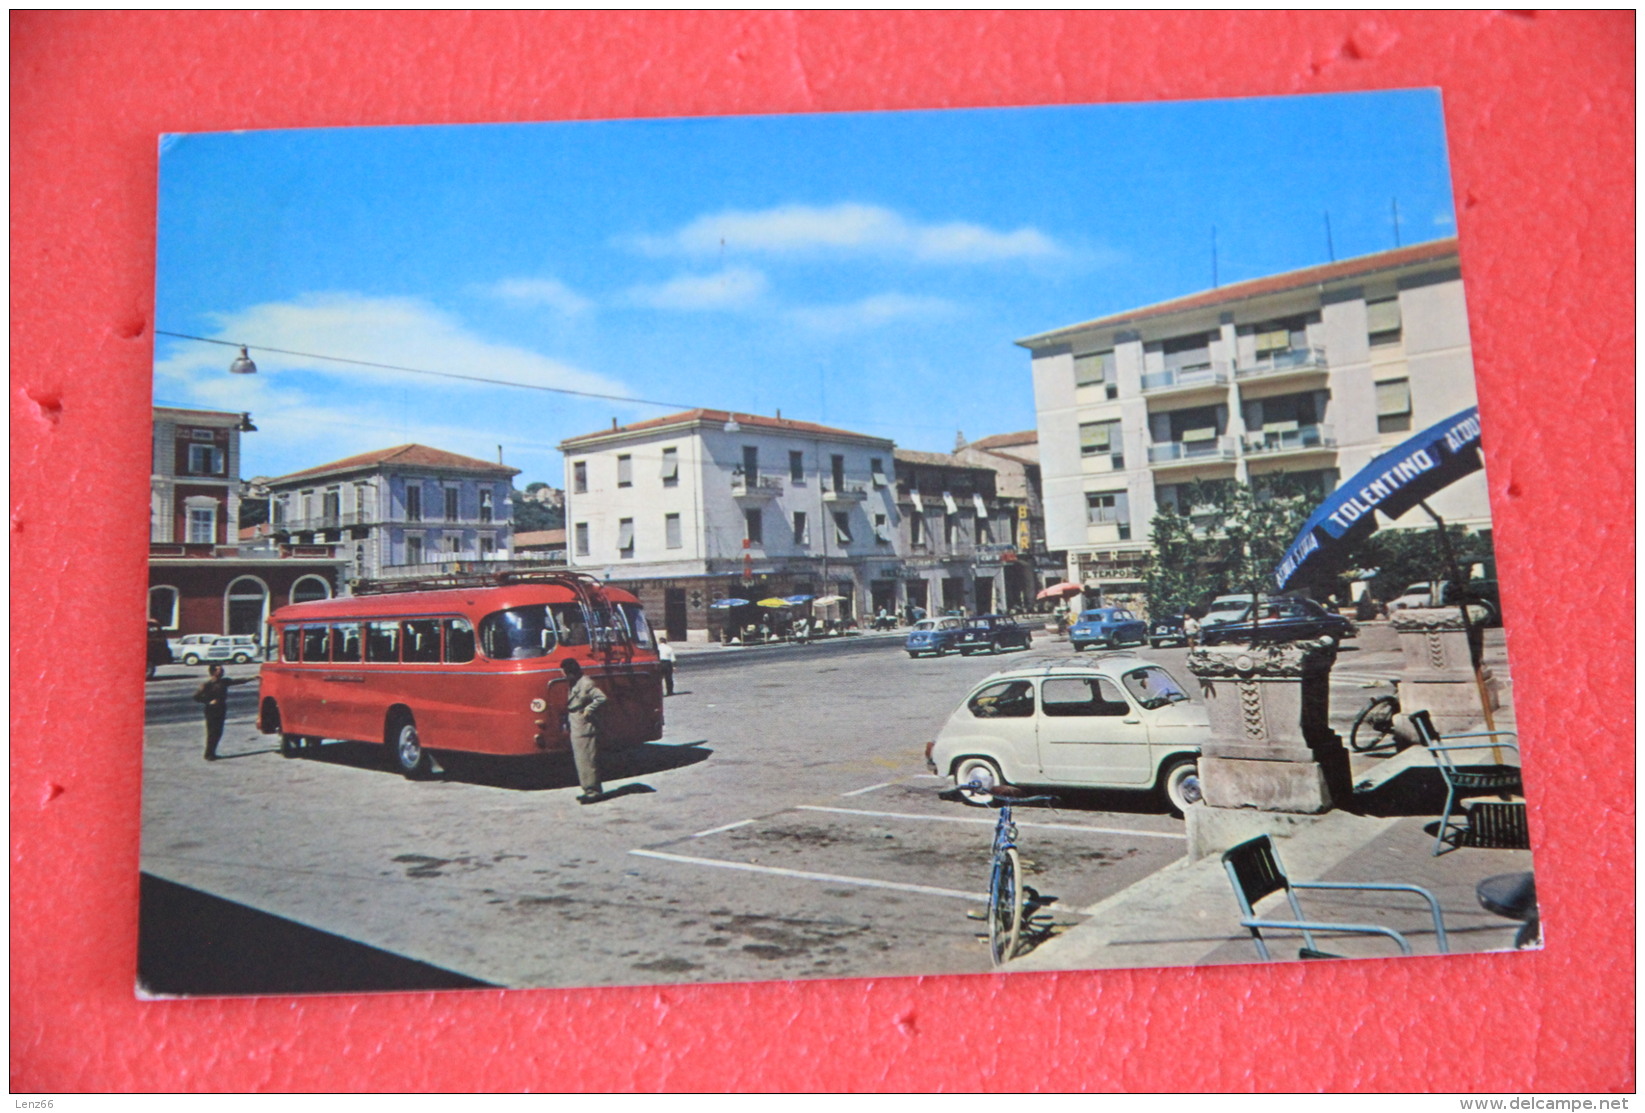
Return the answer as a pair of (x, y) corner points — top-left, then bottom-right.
(1160, 332), (1213, 372)
(831, 454), (845, 491)
(742, 446), (759, 477)
(1041, 677), (1131, 717)
(1086, 490), (1131, 539)
(441, 488), (458, 521)
(405, 484), (422, 521)
(832, 511), (852, 545)
(444, 534), (460, 554)
(330, 623), (362, 663)
(792, 510), (808, 546)
(573, 461), (587, 493)
(405, 534), (424, 564)
(789, 450), (804, 482)
(480, 606), (557, 659)
(661, 447), (679, 487)
(402, 619), (442, 662)
(366, 621), (400, 662)
(1079, 419), (1124, 466)
(282, 627), (300, 662)
(1074, 349), (1118, 398)
(323, 488), (341, 522)
(272, 496), (288, 526)
(744, 507), (763, 545)
(574, 522), (589, 556)
(617, 455), (633, 487)
(480, 534), (496, 556)
(443, 618), (476, 663)
(186, 442), (224, 475)
(944, 513), (957, 546)
(291, 576), (330, 604)
(479, 488), (493, 522)
(1245, 314), (1311, 356)
(1367, 296), (1402, 346)
(874, 513), (891, 544)
(301, 625), (330, 663)
(665, 512), (682, 549)
(870, 458), (888, 487)
(354, 482), (371, 520)
(186, 505), (216, 544)
(910, 510), (925, 547)
(617, 518), (635, 558)
(967, 679), (1035, 719)
(148, 586), (179, 629)
(1376, 378), (1413, 434)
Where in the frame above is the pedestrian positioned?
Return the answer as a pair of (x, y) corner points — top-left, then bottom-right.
(146, 619), (173, 680)
(1183, 613), (1202, 648)
(656, 633), (677, 696)
(193, 663), (249, 761)
(561, 658), (608, 804)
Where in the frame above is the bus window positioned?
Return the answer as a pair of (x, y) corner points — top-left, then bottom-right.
(301, 625), (330, 662)
(617, 603), (656, 651)
(331, 623), (362, 663)
(480, 606), (557, 660)
(402, 619), (441, 662)
(444, 617), (476, 663)
(548, 602), (589, 646)
(366, 620), (399, 662)
(282, 626), (301, 662)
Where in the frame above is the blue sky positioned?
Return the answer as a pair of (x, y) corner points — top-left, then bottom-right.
(153, 89), (1457, 486)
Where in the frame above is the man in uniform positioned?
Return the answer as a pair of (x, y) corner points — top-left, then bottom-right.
(193, 663), (250, 761)
(561, 658), (608, 803)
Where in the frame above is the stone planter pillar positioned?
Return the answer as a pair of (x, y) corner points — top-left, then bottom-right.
(1390, 605), (1498, 732)
(1186, 639), (1351, 814)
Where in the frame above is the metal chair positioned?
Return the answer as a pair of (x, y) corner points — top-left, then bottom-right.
(1222, 834), (1450, 960)
(1408, 709), (1525, 855)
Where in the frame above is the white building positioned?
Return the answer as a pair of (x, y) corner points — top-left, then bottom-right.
(1018, 238), (1491, 597)
(559, 410), (898, 642)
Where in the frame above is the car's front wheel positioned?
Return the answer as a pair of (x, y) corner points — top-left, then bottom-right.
(954, 756), (1006, 807)
(182, 653), (201, 666)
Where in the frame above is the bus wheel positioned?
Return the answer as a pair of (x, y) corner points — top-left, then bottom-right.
(389, 713), (433, 780)
(280, 733), (303, 758)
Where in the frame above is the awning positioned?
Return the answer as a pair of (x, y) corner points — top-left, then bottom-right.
(1274, 406), (1484, 591)
(942, 492), (959, 515)
(972, 493), (988, 517)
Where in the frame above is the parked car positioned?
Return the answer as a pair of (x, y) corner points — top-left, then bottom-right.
(1201, 593), (1265, 631)
(1068, 607), (1147, 651)
(168, 633), (223, 665)
(905, 616), (968, 658)
(203, 635), (263, 664)
(1200, 597), (1357, 646)
(954, 614), (1033, 655)
(1390, 579), (1502, 627)
(1148, 612), (1189, 648)
(924, 655), (1207, 815)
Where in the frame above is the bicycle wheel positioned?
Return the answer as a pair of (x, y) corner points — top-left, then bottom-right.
(1350, 694), (1401, 752)
(988, 846), (1023, 966)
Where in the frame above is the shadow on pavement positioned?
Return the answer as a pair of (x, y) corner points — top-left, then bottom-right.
(137, 873), (493, 997)
(295, 739), (712, 791)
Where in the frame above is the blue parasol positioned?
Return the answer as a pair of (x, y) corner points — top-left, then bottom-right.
(708, 597), (751, 609)
(1273, 407), (1484, 591)
(784, 594), (816, 605)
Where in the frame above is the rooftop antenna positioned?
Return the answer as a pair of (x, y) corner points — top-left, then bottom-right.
(1392, 198), (1402, 248)
(1211, 225), (1219, 288)
(1324, 211), (1336, 262)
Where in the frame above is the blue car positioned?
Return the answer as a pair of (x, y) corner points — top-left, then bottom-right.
(1069, 607), (1147, 651)
(905, 616), (967, 657)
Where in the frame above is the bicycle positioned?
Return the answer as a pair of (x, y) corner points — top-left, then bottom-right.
(1349, 693), (1403, 753)
(956, 781), (1057, 966)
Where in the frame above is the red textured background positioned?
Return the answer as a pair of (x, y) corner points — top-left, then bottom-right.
(10, 11), (1634, 1093)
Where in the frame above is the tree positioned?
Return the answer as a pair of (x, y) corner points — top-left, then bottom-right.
(1142, 473), (1316, 614)
(1142, 505), (1201, 616)
(1342, 524), (1488, 602)
(511, 486), (564, 533)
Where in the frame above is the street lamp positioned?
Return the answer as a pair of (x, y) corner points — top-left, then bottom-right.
(228, 346), (258, 375)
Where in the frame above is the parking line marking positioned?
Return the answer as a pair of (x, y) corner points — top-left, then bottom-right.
(691, 819), (756, 839)
(629, 849), (984, 901)
(841, 781), (895, 797)
(795, 804), (1187, 841)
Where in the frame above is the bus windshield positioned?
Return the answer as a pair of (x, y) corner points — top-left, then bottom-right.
(479, 602), (592, 659)
(617, 602), (656, 651)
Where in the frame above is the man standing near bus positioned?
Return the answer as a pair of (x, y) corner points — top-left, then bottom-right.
(561, 658), (608, 804)
(656, 633), (677, 696)
(194, 663), (250, 761)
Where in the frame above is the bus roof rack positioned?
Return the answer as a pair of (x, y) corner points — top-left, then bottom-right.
(353, 569), (608, 596)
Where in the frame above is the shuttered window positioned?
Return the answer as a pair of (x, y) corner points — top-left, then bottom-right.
(833, 512), (852, 545)
(1074, 349), (1116, 387)
(664, 513), (682, 549)
(660, 447), (679, 485)
(617, 518), (635, 556)
(1376, 378), (1413, 434)
(1367, 297), (1402, 345)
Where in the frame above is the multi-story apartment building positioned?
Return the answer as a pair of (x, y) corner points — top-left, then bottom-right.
(1019, 238), (1489, 600)
(148, 406), (346, 640)
(262, 444), (518, 584)
(559, 410), (898, 642)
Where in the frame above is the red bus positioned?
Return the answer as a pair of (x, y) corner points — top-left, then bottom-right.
(256, 571), (664, 778)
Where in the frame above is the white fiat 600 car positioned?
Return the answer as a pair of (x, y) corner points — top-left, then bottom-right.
(925, 655), (1208, 814)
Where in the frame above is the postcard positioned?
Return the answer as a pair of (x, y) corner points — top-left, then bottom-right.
(140, 90), (1536, 997)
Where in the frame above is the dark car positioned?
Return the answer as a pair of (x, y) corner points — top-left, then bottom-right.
(905, 616), (968, 657)
(1068, 607), (1147, 651)
(1441, 579), (1503, 628)
(1148, 612), (1189, 648)
(1200, 597), (1357, 646)
(954, 614), (1033, 655)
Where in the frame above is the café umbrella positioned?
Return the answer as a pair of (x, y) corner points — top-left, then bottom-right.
(1273, 406), (1484, 592)
(756, 597), (792, 608)
(1036, 581), (1083, 600)
(708, 597), (750, 609)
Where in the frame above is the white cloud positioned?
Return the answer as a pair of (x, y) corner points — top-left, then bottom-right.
(626, 266), (767, 311)
(641, 203), (1060, 263)
(788, 292), (957, 333)
(483, 276), (595, 315)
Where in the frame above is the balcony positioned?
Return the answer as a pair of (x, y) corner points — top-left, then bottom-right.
(1141, 361), (1232, 394)
(1235, 345), (1329, 380)
(820, 480), (869, 502)
(1147, 435), (1238, 466)
(731, 472), (784, 498)
(1243, 423), (1336, 456)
